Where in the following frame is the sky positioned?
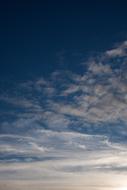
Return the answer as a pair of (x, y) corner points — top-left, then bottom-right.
(1, 1), (127, 190)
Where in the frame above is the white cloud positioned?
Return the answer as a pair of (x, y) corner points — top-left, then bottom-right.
(1, 40), (127, 188)
(88, 61), (112, 74)
(106, 41), (127, 57)
(1, 42), (127, 126)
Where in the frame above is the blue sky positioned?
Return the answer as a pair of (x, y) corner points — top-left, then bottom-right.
(1, 1), (127, 190)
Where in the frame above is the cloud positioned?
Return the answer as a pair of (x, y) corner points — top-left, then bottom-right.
(88, 61), (112, 74)
(1, 40), (127, 186)
(1, 41), (127, 134)
(106, 41), (127, 57)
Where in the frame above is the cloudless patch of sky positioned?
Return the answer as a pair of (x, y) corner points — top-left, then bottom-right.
(0, 1), (127, 80)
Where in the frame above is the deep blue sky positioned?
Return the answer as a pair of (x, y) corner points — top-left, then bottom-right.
(1, 1), (127, 80)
